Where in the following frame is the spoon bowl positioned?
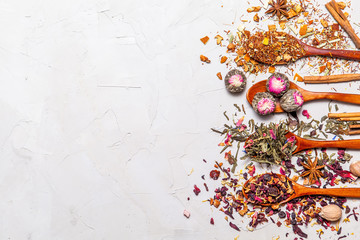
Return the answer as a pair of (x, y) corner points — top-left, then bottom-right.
(243, 173), (360, 207)
(248, 31), (360, 65)
(246, 80), (360, 113)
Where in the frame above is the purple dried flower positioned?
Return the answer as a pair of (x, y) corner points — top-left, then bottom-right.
(193, 185), (201, 195)
(302, 109), (311, 119)
(229, 222), (240, 231)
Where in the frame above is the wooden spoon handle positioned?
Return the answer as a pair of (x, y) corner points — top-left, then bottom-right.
(303, 91), (360, 104)
(299, 187), (360, 198)
(304, 45), (360, 61)
(298, 138), (360, 152)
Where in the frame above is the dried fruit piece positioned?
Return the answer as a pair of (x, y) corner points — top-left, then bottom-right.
(247, 6), (261, 12)
(294, 4), (303, 13)
(319, 65), (326, 73)
(200, 36), (209, 44)
(297, 18), (305, 24)
(262, 37), (269, 45)
(337, 1), (346, 10)
(320, 19), (328, 28)
(215, 35), (223, 45)
(227, 43), (236, 52)
(254, 13), (260, 22)
(200, 55), (211, 63)
(331, 24), (340, 31)
(220, 56), (228, 64)
(216, 72), (222, 80)
(279, 21), (286, 30)
(294, 73), (303, 82)
(268, 24), (277, 31)
(320, 204), (342, 222)
(269, 66), (276, 73)
(312, 37), (320, 46)
(299, 25), (308, 36)
(287, 9), (297, 19)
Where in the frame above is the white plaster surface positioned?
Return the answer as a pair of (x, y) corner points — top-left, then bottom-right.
(1, 0), (360, 239)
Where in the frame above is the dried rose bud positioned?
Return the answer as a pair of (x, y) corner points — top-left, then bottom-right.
(224, 69), (247, 93)
(252, 92), (276, 115)
(266, 72), (290, 97)
(280, 89), (304, 112)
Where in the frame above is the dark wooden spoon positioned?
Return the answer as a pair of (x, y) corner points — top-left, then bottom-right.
(250, 32), (360, 65)
(243, 173), (360, 207)
(286, 132), (360, 154)
(246, 80), (360, 113)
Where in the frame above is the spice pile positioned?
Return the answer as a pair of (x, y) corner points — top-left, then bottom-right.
(191, 101), (360, 238)
(201, 0), (360, 77)
(194, 0), (360, 238)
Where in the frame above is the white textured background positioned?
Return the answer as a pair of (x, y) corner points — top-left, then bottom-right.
(1, 0), (360, 239)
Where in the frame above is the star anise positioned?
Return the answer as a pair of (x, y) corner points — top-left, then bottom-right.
(265, 0), (289, 19)
(300, 157), (325, 184)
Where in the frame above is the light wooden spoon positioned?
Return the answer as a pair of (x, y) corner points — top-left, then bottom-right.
(246, 80), (360, 113)
(243, 173), (360, 207)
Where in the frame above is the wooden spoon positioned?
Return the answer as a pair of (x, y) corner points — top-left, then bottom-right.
(243, 173), (360, 207)
(246, 80), (360, 113)
(250, 32), (360, 65)
(286, 132), (360, 154)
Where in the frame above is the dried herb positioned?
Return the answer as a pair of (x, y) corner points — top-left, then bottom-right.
(244, 173), (294, 205)
(234, 103), (241, 112)
(242, 122), (296, 165)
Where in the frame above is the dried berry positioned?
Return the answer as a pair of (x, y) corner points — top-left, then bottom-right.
(278, 211), (286, 218)
(210, 170), (221, 180)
